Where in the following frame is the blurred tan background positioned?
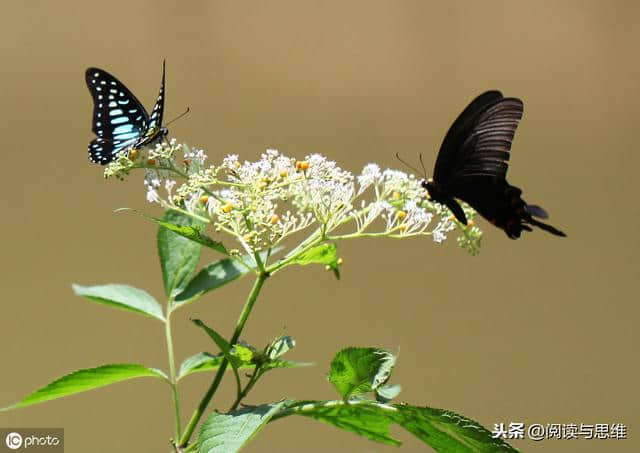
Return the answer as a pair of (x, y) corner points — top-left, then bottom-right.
(1, 1), (638, 452)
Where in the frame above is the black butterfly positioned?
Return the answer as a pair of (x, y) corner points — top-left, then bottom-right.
(423, 90), (566, 239)
(85, 61), (168, 165)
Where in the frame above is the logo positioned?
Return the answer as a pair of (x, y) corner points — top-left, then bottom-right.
(1, 429), (64, 451)
(4, 433), (22, 450)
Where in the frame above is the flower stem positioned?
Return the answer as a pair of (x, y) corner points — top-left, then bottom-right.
(267, 229), (324, 274)
(165, 308), (181, 438)
(178, 272), (269, 448)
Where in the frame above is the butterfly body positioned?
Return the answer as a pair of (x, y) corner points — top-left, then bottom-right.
(85, 61), (167, 165)
(424, 91), (566, 239)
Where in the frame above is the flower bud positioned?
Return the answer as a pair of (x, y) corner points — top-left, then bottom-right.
(128, 149), (139, 161)
(200, 195), (209, 205)
(397, 210), (407, 220)
(222, 203), (233, 213)
(147, 158), (156, 166)
(270, 214), (280, 224)
(295, 160), (310, 171)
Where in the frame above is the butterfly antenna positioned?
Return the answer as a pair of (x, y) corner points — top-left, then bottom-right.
(166, 107), (190, 126)
(418, 153), (427, 179)
(395, 153), (425, 177)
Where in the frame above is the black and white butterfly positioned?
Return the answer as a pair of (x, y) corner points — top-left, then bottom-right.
(423, 90), (566, 239)
(85, 61), (168, 165)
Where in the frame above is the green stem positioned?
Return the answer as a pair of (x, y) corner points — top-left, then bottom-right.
(229, 367), (263, 412)
(267, 229), (324, 274)
(165, 308), (182, 438)
(178, 272), (269, 448)
(183, 442), (198, 453)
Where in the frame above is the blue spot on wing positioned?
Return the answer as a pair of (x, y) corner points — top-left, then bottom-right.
(114, 132), (139, 141)
(111, 116), (129, 125)
(113, 124), (135, 135)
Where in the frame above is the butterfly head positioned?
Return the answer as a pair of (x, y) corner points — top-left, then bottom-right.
(421, 178), (442, 202)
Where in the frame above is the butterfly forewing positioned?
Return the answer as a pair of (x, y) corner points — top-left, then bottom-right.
(85, 68), (149, 138)
(451, 97), (523, 181)
(434, 90), (504, 182)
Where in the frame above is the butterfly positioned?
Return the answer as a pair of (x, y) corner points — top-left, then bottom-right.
(85, 61), (168, 165)
(422, 90), (566, 239)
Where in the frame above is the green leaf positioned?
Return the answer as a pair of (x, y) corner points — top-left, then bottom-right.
(278, 400), (519, 452)
(176, 352), (312, 381)
(192, 320), (232, 358)
(177, 352), (224, 380)
(118, 208), (227, 254)
(174, 250), (275, 306)
(72, 284), (164, 321)
(293, 243), (340, 279)
(158, 210), (205, 299)
(1, 364), (167, 412)
(261, 360), (314, 371)
(231, 343), (255, 364)
(284, 400), (401, 446)
(156, 216), (227, 255)
(198, 401), (287, 453)
(191, 319), (243, 393)
(328, 347), (396, 399)
(392, 405), (519, 452)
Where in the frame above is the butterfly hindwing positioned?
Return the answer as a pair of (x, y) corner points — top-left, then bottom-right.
(88, 137), (140, 165)
(147, 61), (165, 131)
(139, 61), (166, 146)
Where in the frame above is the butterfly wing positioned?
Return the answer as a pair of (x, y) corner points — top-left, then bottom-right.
(85, 67), (149, 164)
(451, 97), (523, 181)
(137, 61), (166, 146)
(433, 91), (504, 182)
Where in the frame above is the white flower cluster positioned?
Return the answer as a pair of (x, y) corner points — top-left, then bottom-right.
(103, 142), (481, 255)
